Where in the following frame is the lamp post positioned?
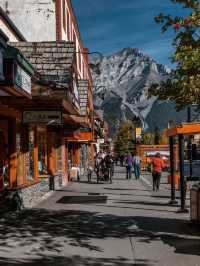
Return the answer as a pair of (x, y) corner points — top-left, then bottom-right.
(75, 51), (103, 68)
(76, 51), (103, 58)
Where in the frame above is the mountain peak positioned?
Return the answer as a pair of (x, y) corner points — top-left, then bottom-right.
(91, 47), (171, 135)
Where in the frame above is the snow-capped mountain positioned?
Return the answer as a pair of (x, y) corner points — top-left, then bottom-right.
(91, 48), (187, 136)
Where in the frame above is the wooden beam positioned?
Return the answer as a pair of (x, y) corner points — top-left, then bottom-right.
(0, 105), (21, 119)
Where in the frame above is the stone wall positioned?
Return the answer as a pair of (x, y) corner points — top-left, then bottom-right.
(18, 175), (64, 209)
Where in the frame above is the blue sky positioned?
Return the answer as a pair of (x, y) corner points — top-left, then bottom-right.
(72, 0), (190, 67)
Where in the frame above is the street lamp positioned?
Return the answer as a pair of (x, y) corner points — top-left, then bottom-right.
(76, 51), (103, 65)
(76, 51), (103, 58)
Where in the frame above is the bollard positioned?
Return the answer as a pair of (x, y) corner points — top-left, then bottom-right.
(49, 175), (55, 191)
(190, 184), (199, 222)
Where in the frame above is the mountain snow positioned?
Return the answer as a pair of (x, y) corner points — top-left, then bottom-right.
(91, 48), (185, 136)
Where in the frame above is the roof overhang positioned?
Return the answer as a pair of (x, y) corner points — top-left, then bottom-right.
(165, 123), (200, 137)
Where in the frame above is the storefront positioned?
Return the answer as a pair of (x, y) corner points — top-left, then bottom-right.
(0, 44), (35, 192)
(22, 110), (67, 185)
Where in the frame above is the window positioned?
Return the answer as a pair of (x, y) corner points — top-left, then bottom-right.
(63, 0), (66, 32)
(26, 126), (35, 181)
(67, 11), (70, 40)
(37, 126), (47, 176)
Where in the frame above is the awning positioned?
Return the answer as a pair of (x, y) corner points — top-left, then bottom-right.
(145, 151), (170, 157)
(165, 123), (200, 137)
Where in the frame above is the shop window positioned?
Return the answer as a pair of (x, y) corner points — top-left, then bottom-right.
(38, 127), (47, 176)
(68, 143), (73, 168)
(16, 132), (24, 186)
(57, 139), (63, 174)
(26, 126), (35, 181)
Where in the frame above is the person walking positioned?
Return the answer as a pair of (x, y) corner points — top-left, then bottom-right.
(151, 153), (165, 191)
(94, 151), (104, 183)
(87, 160), (94, 183)
(125, 152), (134, 179)
(104, 152), (114, 183)
(120, 154), (124, 167)
(133, 154), (141, 179)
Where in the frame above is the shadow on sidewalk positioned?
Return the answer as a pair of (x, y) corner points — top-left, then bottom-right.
(0, 256), (154, 266)
(95, 204), (178, 213)
(115, 200), (181, 208)
(0, 208), (199, 259)
(104, 187), (151, 192)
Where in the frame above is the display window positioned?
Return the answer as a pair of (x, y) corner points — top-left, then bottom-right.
(16, 131), (24, 186)
(25, 126), (35, 181)
(58, 141), (62, 174)
(37, 126), (47, 176)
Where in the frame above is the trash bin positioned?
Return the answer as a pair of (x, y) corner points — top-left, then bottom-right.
(49, 175), (55, 191)
(190, 184), (199, 222)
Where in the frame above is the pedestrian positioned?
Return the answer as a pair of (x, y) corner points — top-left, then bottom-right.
(87, 160), (94, 183)
(104, 152), (114, 183)
(125, 152), (134, 179)
(95, 152), (104, 183)
(133, 154), (141, 179)
(120, 154), (124, 167)
(151, 153), (165, 191)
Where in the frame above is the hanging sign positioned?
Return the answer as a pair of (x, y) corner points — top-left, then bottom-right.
(15, 65), (32, 94)
(23, 110), (62, 124)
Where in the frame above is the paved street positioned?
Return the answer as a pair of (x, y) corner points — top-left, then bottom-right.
(0, 166), (200, 266)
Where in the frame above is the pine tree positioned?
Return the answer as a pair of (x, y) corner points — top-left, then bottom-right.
(149, 0), (200, 110)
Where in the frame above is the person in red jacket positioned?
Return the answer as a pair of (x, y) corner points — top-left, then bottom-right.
(151, 153), (165, 191)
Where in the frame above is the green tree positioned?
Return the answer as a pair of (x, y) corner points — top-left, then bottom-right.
(149, 0), (200, 110)
(114, 120), (135, 156)
(142, 133), (155, 145)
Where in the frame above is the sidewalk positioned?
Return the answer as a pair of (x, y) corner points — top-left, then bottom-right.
(0, 166), (200, 265)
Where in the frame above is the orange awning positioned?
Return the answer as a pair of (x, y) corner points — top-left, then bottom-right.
(165, 123), (200, 137)
(65, 132), (93, 142)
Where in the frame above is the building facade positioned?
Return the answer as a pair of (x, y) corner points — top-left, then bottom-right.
(0, 1), (98, 208)
(1, 0), (95, 173)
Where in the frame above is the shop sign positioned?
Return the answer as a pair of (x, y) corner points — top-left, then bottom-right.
(80, 128), (91, 133)
(136, 127), (142, 139)
(15, 65), (31, 94)
(23, 111), (62, 124)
